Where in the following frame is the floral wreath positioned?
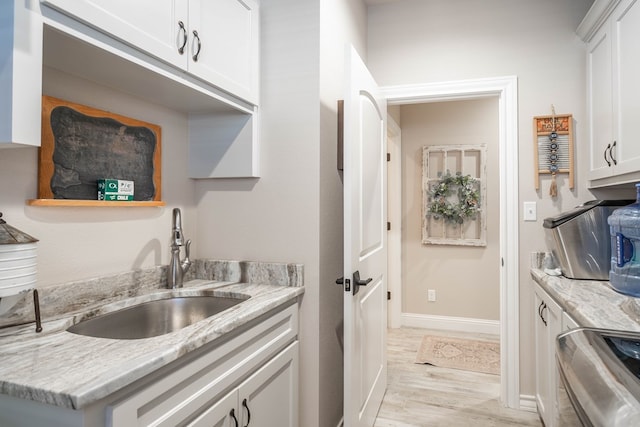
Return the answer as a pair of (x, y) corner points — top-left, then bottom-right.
(427, 171), (480, 224)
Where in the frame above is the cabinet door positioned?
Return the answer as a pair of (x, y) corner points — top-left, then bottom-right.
(188, 389), (238, 427)
(0, 2), (42, 146)
(533, 284), (562, 427)
(587, 21), (614, 181)
(612, 0), (640, 176)
(534, 289), (551, 424)
(41, 0), (188, 69)
(188, 0), (259, 104)
(238, 342), (298, 427)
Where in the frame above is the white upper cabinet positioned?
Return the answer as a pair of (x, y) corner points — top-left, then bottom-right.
(580, 0), (640, 187)
(188, 0), (259, 105)
(613, 0), (640, 177)
(41, 0), (188, 69)
(38, 0), (260, 177)
(40, 0), (259, 105)
(0, 2), (43, 146)
(586, 21), (613, 181)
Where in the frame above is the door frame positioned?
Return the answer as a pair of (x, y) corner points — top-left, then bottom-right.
(386, 114), (402, 329)
(380, 75), (520, 409)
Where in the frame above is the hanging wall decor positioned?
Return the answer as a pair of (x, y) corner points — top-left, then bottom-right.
(533, 107), (574, 197)
(422, 144), (487, 247)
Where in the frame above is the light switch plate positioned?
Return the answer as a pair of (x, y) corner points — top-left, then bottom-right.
(524, 201), (537, 221)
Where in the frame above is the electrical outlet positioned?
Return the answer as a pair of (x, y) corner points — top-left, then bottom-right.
(427, 289), (436, 302)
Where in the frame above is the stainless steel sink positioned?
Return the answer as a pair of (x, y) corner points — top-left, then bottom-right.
(67, 295), (246, 339)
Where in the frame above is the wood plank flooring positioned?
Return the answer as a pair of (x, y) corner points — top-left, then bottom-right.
(374, 327), (542, 427)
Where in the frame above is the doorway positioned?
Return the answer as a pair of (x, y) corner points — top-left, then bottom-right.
(381, 76), (520, 408)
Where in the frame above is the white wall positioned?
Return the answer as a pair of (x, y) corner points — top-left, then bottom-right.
(367, 0), (594, 398)
(0, 67), (195, 287)
(400, 98), (500, 320)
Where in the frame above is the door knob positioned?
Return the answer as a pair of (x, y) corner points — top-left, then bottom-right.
(352, 270), (372, 295)
(353, 270), (372, 286)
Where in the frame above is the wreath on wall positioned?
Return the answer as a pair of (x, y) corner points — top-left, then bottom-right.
(427, 171), (480, 224)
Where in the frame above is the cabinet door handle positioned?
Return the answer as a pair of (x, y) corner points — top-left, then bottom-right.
(537, 300), (544, 319)
(541, 302), (548, 326)
(230, 408), (239, 427)
(177, 21), (188, 54)
(192, 30), (202, 62)
(242, 398), (251, 426)
(611, 140), (618, 165)
(604, 143), (612, 167)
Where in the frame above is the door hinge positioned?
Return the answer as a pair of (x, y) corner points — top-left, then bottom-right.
(387, 222), (391, 231)
(387, 153), (391, 162)
(387, 291), (391, 300)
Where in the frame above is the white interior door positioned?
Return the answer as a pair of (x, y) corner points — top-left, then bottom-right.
(343, 45), (388, 427)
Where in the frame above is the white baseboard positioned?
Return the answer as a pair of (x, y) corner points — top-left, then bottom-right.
(401, 313), (500, 336)
(519, 394), (538, 413)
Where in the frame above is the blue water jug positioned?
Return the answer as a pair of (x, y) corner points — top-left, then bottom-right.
(608, 183), (640, 296)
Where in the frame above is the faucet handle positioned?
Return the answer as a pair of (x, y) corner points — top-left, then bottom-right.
(181, 239), (192, 274)
(184, 239), (191, 259)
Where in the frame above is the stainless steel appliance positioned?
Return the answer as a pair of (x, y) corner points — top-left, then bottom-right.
(543, 200), (632, 280)
(556, 328), (640, 426)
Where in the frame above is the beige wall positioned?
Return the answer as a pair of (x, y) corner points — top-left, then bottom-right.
(367, 0), (596, 398)
(399, 98), (500, 320)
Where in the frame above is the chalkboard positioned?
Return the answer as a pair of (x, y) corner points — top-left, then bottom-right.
(39, 96), (162, 202)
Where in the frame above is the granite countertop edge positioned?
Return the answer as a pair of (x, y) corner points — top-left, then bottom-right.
(530, 268), (640, 332)
(0, 280), (304, 410)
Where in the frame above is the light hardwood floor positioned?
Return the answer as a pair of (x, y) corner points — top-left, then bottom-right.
(374, 327), (542, 427)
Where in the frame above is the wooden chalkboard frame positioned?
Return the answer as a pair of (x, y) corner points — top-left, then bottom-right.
(39, 96), (162, 202)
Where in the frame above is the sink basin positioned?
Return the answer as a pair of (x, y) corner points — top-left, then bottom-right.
(67, 295), (245, 339)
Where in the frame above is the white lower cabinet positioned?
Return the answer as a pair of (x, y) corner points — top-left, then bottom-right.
(0, 303), (298, 427)
(190, 342), (298, 427)
(108, 304), (299, 427)
(533, 282), (563, 427)
(188, 389), (237, 427)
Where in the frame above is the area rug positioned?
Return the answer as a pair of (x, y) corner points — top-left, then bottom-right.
(415, 335), (500, 375)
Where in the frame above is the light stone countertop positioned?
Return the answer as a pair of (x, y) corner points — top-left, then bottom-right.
(0, 260), (304, 411)
(531, 268), (640, 331)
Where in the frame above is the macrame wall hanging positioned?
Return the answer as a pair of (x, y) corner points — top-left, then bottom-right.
(533, 106), (574, 197)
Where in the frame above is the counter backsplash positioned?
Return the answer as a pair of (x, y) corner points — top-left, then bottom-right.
(0, 259), (303, 329)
